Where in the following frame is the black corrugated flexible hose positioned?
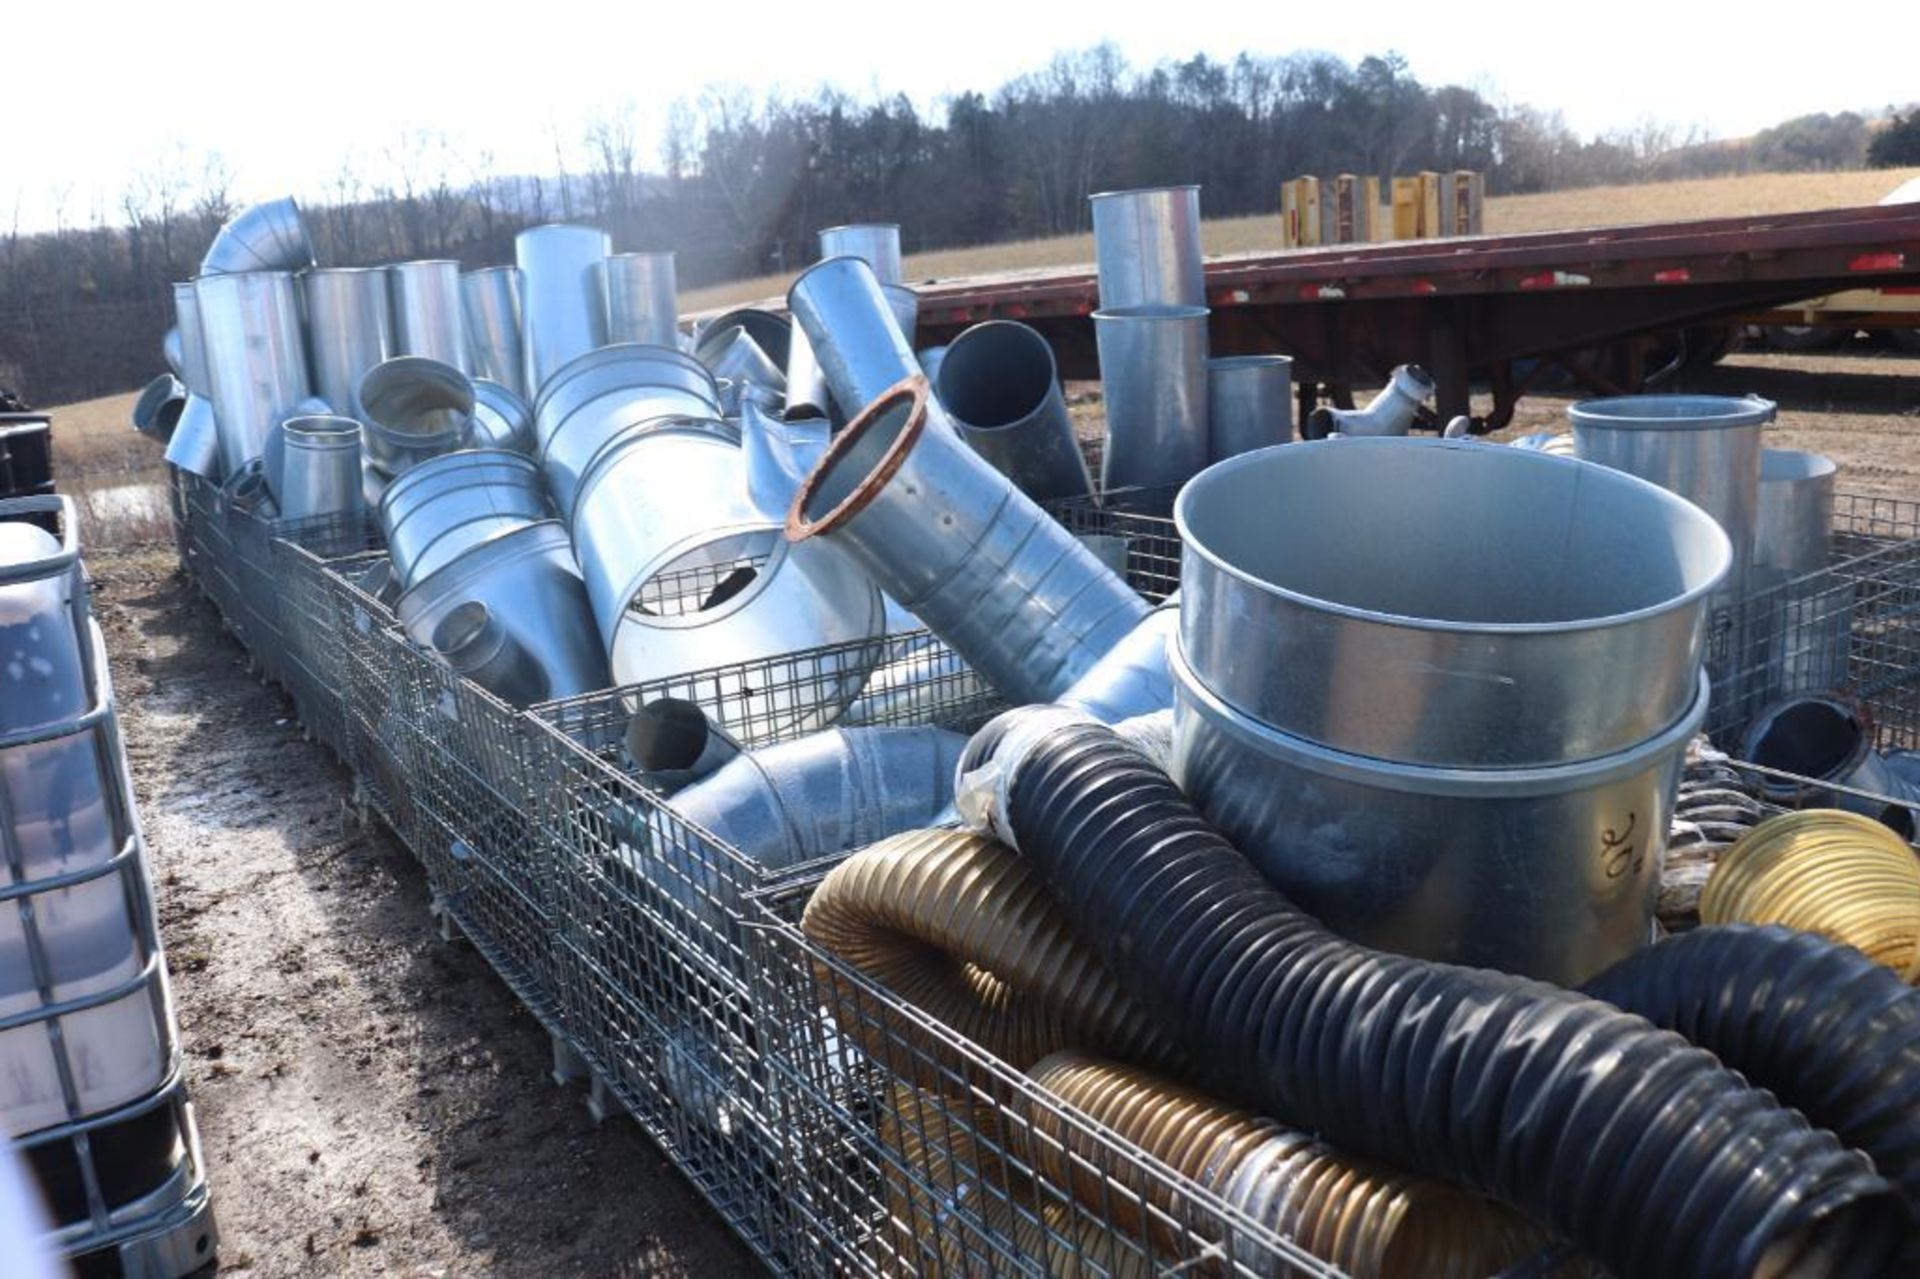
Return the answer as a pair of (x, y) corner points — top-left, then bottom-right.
(1583, 923), (1920, 1255)
(977, 712), (1910, 1278)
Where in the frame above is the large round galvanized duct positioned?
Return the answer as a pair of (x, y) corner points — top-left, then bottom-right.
(531, 343), (720, 516)
(818, 223), (903, 285)
(1569, 393), (1772, 606)
(198, 196), (313, 275)
(789, 376), (1147, 704)
(1701, 809), (1920, 977)
(787, 257), (920, 420)
(1089, 185), (1204, 308)
(1206, 355), (1293, 461)
(170, 281), (212, 396)
(356, 356), (475, 478)
(1172, 440), (1731, 984)
(935, 321), (1092, 505)
(973, 712), (1909, 1279)
(395, 520), (609, 705)
(601, 251), (679, 347)
(800, 828), (1184, 1081)
(388, 260), (467, 372)
(1303, 364), (1433, 439)
(300, 266), (393, 420)
(1093, 304), (1209, 513)
(460, 265), (526, 398)
(515, 224), (612, 398)
(1025, 1052), (1548, 1279)
(195, 270), (314, 476)
(693, 307), (792, 371)
(1740, 694), (1920, 831)
(570, 416), (883, 715)
(277, 415), (364, 521)
(132, 374), (185, 442)
(377, 449), (550, 591)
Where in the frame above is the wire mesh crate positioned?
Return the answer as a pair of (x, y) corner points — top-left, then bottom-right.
(1043, 488), (1180, 601)
(317, 555), (419, 847)
(268, 511), (383, 762)
(224, 502), (293, 685)
(175, 472), (244, 637)
(740, 889), (1356, 1279)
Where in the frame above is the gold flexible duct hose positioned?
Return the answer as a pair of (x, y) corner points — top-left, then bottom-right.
(801, 829), (1184, 1081)
(1025, 1052), (1558, 1279)
(1702, 809), (1920, 979)
(875, 1083), (1030, 1277)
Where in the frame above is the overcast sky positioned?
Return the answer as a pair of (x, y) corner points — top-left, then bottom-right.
(7, 0), (1913, 231)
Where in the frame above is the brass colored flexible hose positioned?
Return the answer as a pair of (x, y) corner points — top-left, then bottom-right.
(1026, 1052), (1558, 1279)
(1702, 809), (1920, 979)
(874, 1083), (1029, 1277)
(801, 829), (1184, 1081)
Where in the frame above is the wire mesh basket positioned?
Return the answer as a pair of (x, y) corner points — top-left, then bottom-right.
(269, 511), (383, 761)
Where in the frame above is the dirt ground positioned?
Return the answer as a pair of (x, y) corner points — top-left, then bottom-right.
(93, 547), (754, 1276)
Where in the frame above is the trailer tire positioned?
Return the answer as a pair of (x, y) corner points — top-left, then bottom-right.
(1764, 324), (1844, 352)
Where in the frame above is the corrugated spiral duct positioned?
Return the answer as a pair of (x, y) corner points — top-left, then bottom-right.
(973, 711), (1908, 1278)
(1701, 809), (1920, 978)
(800, 829), (1184, 1086)
(1024, 1052), (1553, 1279)
(1583, 923), (1920, 1257)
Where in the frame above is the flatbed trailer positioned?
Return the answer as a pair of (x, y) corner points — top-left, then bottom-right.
(905, 202), (1920, 429)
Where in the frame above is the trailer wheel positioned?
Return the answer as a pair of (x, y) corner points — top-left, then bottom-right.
(1764, 324), (1844, 352)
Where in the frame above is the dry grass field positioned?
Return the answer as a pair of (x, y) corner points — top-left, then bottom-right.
(680, 167), (1920, 312)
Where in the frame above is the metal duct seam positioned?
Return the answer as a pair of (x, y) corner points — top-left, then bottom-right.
(971, 711), (1908, 1278)
(376, 448), (549, 591)
(1024, 1052), (1552, 1279)
(788, 376), (1147, 704)
(935, 320), (1093, 505)
(800, 827), (1185, 1081)
(470, 379), (534, 454)
(1054, 598), (1178, 725)
(532, 343), (719, 517)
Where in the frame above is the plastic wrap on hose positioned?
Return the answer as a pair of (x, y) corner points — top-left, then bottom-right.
(972, 710), (1908, 1279)
(1584, 924), (1920, 1245)
(1026, 1051), (1553, 1278)
(801, 828), (1185, 1083)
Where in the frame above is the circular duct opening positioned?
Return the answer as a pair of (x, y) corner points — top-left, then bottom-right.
(789, 380), (927, 537)
(1568, 394), (1771, 430)
(630, 529), (781, 620)
(936, 323), (1055, 430)
(359, 357), (475, 439)
(1177, 440), (1731, 629)
(431, 599), (502, 671)
(625, 698), (714, 772)
(1746, 699), (1864, 779)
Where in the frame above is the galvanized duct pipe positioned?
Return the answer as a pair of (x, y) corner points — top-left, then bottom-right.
(1757, 449), (1836, 578)
(514, 223), (612, 398)
(1583, 924), (1920, 1245)
(800, 827), (1184, 1078)
(1054, 598), (1177, 724)
(531, 343), (719, 516)
(969, 712), (1908, 1278)
(915, 345), (947, 384)
(1206, 354), (1293, 461)
(1025, 1052), (1549, 1279)
(195, 270), (313, 476)
(1173, 439), (1730, 983)
(783, 328), (832, 421)
(161, 327), (183, 380)
(376, 449), (550, 591)
(262, 395), (331, 502)
(1700, 809), (1920, 975)
(1090, 185), (1204, 308)
(1741, 695), (1920, 829)
(388, 260), (467, 371)
(1569, 393), (1773, 606)
(356, 356), (474, 478)
(934, 321), (1092, 505)
(395, 520), (609, 705)
(170, 282), (212, 396)
(469, 379), (534, 454)
(460, 266), (526, 398)
(787, 257), (920, 420)
(703, 327), (786, 399)
(300, 266), (393, 418)
(131, 374), (185, 442)
(819, 223), (904, 285)
(198, 196), (313, 275)
(1304, 364), (1434, 439)
(1509, 431), (1576, 455)
(570, 416), (882, 711)
(693, 307), (792, 372)
(277, 415), (364, 521)
(788, 376), (1148, 704)
(741, 399), (829, 522)
(717, 374), (782, 420)
(622, 697), (742, 785)
(163, 395), (221, 480)
(602, 251), (679, 347)
(1093, 304), (1208, 512)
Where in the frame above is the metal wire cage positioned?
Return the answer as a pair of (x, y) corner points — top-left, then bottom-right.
(268, 510), (383, 762)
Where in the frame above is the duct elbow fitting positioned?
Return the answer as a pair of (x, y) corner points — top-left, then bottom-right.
(1054, 598), (1178, 724)
(787, 257), (920, 419)
(198, 196), (315, 276)
(788, 375), (1148, 703)
(430, 600), (551, 707)
(1305, 364), (1434, 439)
(132, 374), (186, 442)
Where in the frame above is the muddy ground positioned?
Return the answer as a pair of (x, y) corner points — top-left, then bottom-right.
(95, 550), (754, 1276)
(82, 345), (1917, 1276)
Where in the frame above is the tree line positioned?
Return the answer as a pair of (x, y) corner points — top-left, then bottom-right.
(1, 44), (1906, 407)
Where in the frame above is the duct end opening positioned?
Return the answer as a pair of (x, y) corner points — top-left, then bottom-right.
(433, 600), (502, 668)
(629, 529), (780, 620)
(1747, 699), (1864, 779)
(625, 698), (714, 772)
(937, 323), (1055, 430)
(787, 375), (929, 541)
